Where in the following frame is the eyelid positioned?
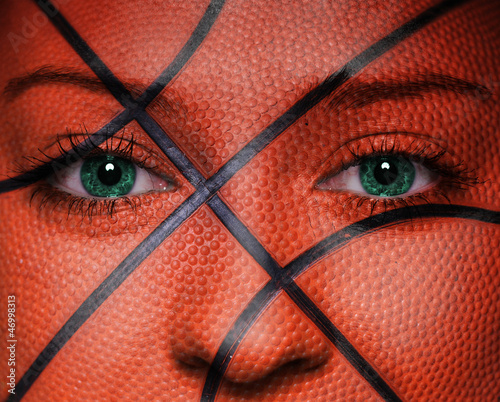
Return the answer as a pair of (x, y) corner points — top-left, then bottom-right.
(317, 160), (440, 198)
(45, 131), (180, 188)
(316, 132), (454, 182)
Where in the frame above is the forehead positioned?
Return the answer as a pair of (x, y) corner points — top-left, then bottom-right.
(0, 0), (498, 175)
(3, 0), (495, 81)
(0, 0), (438, 78)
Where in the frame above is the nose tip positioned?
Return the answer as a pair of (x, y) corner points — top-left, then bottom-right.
(170, 292), (332, 384)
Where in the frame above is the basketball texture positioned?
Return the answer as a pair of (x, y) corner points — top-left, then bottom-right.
(0, 0), (499, 401)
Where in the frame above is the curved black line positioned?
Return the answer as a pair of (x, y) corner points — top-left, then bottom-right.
(136, 0), (227, 107)
(201, 282), (282, 401)
(286, 204), (500, 279)
(207, 195), (282, 278)
(200, 204), (499, 402)
(34, 0), (135, 107)
(134, 110), (207, 187)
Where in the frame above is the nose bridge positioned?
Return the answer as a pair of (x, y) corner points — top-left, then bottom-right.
(164, 205), (332, 383)
(164, 204), (271, 366)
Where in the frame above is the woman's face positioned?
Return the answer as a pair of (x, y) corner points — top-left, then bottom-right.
(0, 0), (499, 400)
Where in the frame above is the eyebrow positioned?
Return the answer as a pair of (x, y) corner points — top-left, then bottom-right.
(2, 65), (179, 117)
(325, 72), (492, 111)
(3, 66), (492, 116)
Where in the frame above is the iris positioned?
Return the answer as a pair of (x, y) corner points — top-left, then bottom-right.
(359, 156), (415, 197)
(80, 155), (136, 197)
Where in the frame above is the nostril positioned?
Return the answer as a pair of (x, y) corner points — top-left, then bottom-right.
(177, 355), (209, 369)
(225, 344), (331, 383)
(225, 352), (330, 384)
(170, 331), (213, 368)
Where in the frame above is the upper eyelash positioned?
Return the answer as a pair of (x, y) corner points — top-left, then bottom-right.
(13, 127), (168, 183)
(335, 133), (480, 190)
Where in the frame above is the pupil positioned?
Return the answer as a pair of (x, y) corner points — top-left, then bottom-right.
(374, 159), (398, 185)
(98, 161), (122, 186)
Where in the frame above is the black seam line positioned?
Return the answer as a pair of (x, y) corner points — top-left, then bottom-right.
(284, 283), (401, 401)
(206, 195), (282, 277)
(35, 0), (136, 108)
(205, 194), (401, 401)
(135, 0), (227, 107)
(285, 204), (500, 279)
(0, 108), (206, 194)
(35, 0), (227, 110)
(200, 281), (282, 402)
(134, 110), (207, 187)
(200, 204), (499, 402)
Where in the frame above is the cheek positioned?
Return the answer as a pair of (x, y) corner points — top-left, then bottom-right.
(0, 186), (190, 398)
(295, 220), (500, 399)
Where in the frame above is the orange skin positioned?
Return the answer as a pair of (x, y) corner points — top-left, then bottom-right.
(0, 0), (499, 400)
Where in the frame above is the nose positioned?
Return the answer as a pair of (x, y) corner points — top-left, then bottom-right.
(223, 293), (332, 383)
(170, 287), (332, 383)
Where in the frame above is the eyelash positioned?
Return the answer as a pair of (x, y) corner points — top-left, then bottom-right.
(16, 131), (479, 220)
(319, 134), (480, 214)
(16, 129), (172, 219)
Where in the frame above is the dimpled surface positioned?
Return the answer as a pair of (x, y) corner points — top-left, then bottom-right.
(296, 220), (500, 400)
(24, 205), (270, 400)
(219, 293), (380, 400)
(150, 0), (437, 176)
(0, 0), (498, 401)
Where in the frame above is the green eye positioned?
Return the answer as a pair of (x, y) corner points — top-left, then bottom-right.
(80, 155), (136, 197)
(359, 156), (415, 197)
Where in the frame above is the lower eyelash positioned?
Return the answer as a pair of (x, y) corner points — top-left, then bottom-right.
(30, 183), (142, 220)
(345, 188), (448, 218)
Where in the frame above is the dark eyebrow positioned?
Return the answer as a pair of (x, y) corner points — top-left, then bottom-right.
(325, 72), (492, 111)
(2, 65), (179, 117)
(4, 66), (491, 118)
